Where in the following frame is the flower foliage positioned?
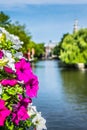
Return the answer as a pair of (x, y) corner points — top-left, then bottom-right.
(0, 27), (46, 130)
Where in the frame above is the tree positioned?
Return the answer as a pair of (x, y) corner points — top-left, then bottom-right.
(0, 11), (11, 26)
(35, 43), (45, 58)
(58, 29), (87, 64)
(53, 44), (60, 58)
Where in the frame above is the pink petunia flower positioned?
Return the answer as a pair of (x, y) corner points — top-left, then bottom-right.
(25, 74), (39, 98)
(1, 79), (17, 86)
(12, 95), (31, 125)
(15, 58), (32, 83)
(0, 50), (4, 59)
(12, 106), (29, 125)
(4, 66), (14, 74)
(0, 99), (11, 126)
(18, 94), (32, 107)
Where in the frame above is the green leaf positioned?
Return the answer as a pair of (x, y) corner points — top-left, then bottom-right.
(2, 93), (10, 100)
(5, 119), (14, 130)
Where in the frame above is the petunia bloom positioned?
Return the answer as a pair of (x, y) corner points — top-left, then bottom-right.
(18, 94), (32, 108)
(12, 106), (29, 125)
(32, 112), (47, 130)
(3, 50), (15, 71)
(15, 58), (32, 83)
(1, 79), (17, 86)
(0, 84), (2, 95)
(4, 66), (14, 74)
(14, 52), (23, 59)
(12, 95), (31, 125)
(0, 50), (4, 59)
(25, 74), (39, 98)
(27, 103), (37, 116)
(0, 99), (11, 126)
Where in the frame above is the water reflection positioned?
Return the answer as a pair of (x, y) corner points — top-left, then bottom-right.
(32, 60), (87, 129)
(60, 69), (87, 103)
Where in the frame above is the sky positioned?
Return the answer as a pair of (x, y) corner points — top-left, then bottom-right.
(0, 0), (87, 43)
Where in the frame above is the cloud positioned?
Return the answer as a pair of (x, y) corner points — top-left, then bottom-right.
(0, 0), (87, 5)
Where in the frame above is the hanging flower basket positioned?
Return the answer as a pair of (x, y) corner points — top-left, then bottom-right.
(0, 27), (46, 130)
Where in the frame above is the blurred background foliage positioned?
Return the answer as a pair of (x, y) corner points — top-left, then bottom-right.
(0, 11), (45, 59)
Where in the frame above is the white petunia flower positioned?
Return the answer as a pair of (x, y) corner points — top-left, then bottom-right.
(12, 44), (22, 50)
(3, 50), (15, 71)
(0, 27), (24, 47)
(0, 84), (2, 95)
(28, 103), (37, 116)
(28, 104), (47, 130)
(14, 52), (23, 59)
(32, 112), (47, 130)
(7, 60), (15, 71)
(10, 34), (23, 45)
(3, 50), (12, 58)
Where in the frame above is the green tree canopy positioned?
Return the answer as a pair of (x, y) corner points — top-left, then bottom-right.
(0, 11), (11, 26)
(56, 29), (87, 64)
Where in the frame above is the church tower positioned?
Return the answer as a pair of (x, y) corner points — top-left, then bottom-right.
(73, 19), (78, 33)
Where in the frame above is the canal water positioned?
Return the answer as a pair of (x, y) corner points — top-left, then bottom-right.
(32, 60), (87, 130)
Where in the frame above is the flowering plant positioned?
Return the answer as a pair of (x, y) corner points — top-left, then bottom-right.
(0, 27), (46, 130)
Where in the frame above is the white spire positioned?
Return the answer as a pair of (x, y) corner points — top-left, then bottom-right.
(73, 19), (78, 33)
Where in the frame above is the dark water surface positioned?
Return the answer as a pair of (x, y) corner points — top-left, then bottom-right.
(32, 60), (87, 130)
